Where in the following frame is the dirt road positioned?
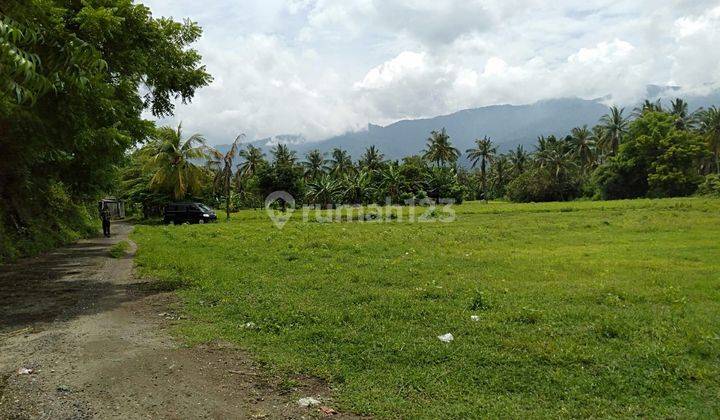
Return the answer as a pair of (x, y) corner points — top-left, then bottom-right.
(0, 223), (340, 419)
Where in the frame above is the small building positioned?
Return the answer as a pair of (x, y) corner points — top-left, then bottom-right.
(99, 198), (126, 219)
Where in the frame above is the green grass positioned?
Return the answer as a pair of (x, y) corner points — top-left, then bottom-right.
(109, 240), (130, 258)
(132, 198), (720, 418)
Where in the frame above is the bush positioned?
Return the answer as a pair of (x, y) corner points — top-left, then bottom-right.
(0, 181), (98, 263)
(109, 241), (131, 258)
(697, 174), (720, 197)
(590, 159), (648, 200)
(506, 168), (579, 202)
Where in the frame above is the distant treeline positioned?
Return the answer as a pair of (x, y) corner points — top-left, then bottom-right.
(121, 98), (720, 217)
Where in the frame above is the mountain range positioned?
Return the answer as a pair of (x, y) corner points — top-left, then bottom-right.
(220, 88), (720, 164)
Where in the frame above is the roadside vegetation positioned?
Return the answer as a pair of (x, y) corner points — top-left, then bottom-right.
(133, 198), (720, 418)
(0, 1), (210, 262)
(108, 241), (131, 259)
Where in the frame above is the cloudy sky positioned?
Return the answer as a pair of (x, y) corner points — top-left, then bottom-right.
(142, 0), (720, 144)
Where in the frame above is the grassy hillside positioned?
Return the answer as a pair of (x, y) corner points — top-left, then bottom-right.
(132, 198), (720, 418)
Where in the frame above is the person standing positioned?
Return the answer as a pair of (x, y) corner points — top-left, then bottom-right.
(100, 204), (111, 238)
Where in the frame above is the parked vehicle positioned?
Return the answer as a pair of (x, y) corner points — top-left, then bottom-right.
(163, 203), (217, 224)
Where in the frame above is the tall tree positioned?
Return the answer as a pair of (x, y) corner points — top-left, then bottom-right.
(237, 145), (266, 179)
(490, 155), (510, 198)
(145, 124), (209, 200)
(509, 145), (529, 177)
(209, 134), (243, 220)
(359, 145), (385, 171)
(271, 144), (297, 167)
(633, 99), (663, 117)
(302, 149), (327, 180)
(670, 98), (696, 131)
(535, 143), (577, 184)
(466, 136), (496, 202)
(570, 125), (596, 171)
(423, 128), (460, 166)
(599, 106), (628, 156)
(699, 106), (720, 174)
(0, 0), (210, 258)
(328, 148), (354, 176)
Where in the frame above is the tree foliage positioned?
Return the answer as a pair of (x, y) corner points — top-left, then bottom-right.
(0, 0), (210, 260)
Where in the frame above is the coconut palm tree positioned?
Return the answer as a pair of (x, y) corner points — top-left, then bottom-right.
(589, 125), (607, 163)
(328, 148), (354, 176)
(208, 134), (244, 220)
(535, 135), (549, 152)
(536, 143), (578, 183)
(599, 106), (628, 156)
(633, 99), (663, 117)
(489, 155), (510, 198)
(302, 149), (327, 180)
(670, 98), (697, 131)
(144, 123), (209, 200)
(570, 125), (596, 171)
(359, 145), (385, 171)
(271, 143), (297, 167)
(422, 128), (460, 166)
(699, 106), (720, 174)
(509, 145), (529, 177)
(306, 174), (342, 208)
(466, 136), (496, 202)
(237, 144), (265, 179)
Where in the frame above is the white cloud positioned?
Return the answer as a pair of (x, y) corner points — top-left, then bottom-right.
(141, 0), (720, 144)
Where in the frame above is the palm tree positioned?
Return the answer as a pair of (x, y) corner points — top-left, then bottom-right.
(589, 125), (607, 163)
(144, 123), (209, 200)
(237, 144), (265, 179)
(302, 149), (326, 180)
(271, 143), (297, 167)
(535, 135), (549, 152)
(633, 99), (663, 117)
(208, 134), (244, 220)
(422, 128), (460, 166)
(536, 143), (578, 182)
(306, 174), (342, 208)
(699, 106), (720, 174)
(570, 125), (596, 171)
(670, 98), (696, 131)
(599, 106), (628, 156)
(509, 145), (529, 177)
(380, 164), (406, 203)
(490, 155), (510, 198)
(466, 136), (496, 202)
(344, 170), (374, 204)
(359, 145), (385, 171)
(328, 148), (354, 176)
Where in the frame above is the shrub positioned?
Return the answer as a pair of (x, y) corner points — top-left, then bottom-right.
(697, 174), (720, 197)
(506, 168), (579, 202)
(0, 181), (98, 263)
(109, 241), (131, 258)
(591, 159), (648, 200)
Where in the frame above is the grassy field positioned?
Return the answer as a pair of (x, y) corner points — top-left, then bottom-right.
(132, 198), (720, 418)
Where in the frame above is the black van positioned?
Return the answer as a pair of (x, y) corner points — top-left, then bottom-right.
(163, 203), (217, 224)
